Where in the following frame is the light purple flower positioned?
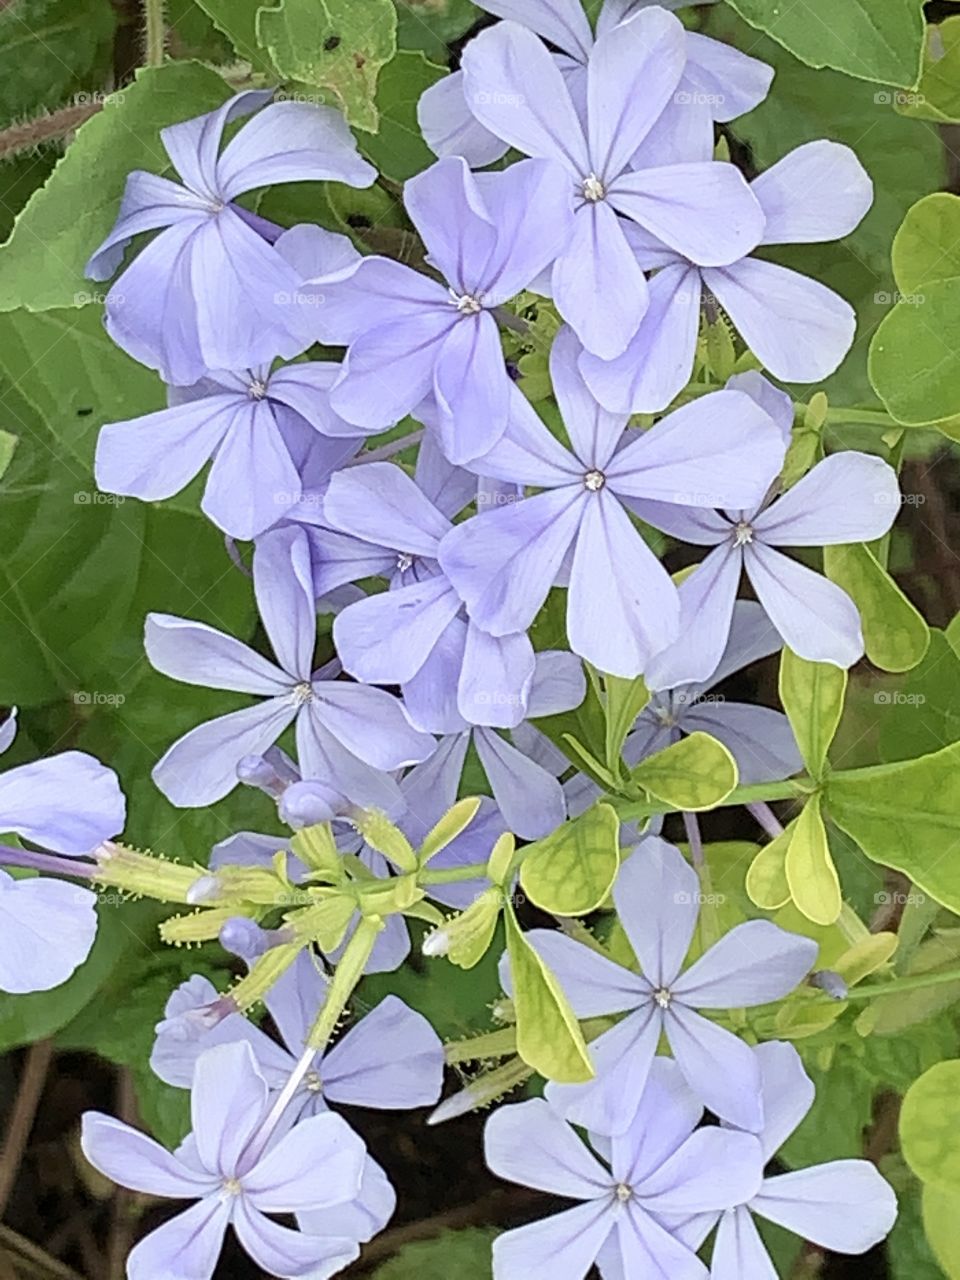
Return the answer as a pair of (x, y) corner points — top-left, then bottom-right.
(460, 11), (765, 358)
(420, 0), (772, 171)
(634, 408), (901, 673)
(708, 1042), (898, 1276)
(86, 91), (375, 385)
(439, 329), (786, 678)
(145, 526), (433, 807)
(96, 362), (362, 540)
(320, 156), (574, 462)
(82, 1041), (366, 1280)
(630, 601), (802, 785)
(410, 652), (585, 841)
(484, 1060), (763, 1280)
(516, 838), (817, 1133)
(582, 142), (873, 413)
(0, 715), (126, 993)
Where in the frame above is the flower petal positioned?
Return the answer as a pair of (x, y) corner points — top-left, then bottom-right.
(745, 544), (864, 668)
(0, 875), (98, 993)
(475, 726), (565, 839)
(476, 158), (576, 300)
(244, 1112), (365, 1211)
(311, 685), (434, 770)
(681, 703), (802, 785)
(331, 310), (455, 431)
(0, 753), (124, 853)
(524, 930), (648, 1016)
(751, 1040), (815, 1161)
(752, 140), (872, 245)
(637, 1128), (763, 1214)
(334, 574), (463, 685)
(674, 920), (817, 1008)
(232, 1200), (358, 1280)
(253, 526), (318, 681)
(550, 325), (630, 468)
(753, 452), (900, 546)
(191, 1042), (268, 1176)
(641, 544), (742, 691)
(711, 1205), (779, 1280)
(665, 1005), (764, 1131)
(492, 1201), (615, 1280)
(612, 838), (699, 987)
(144, 614), (290, 695)
(484, 1098), (610, 1197)
(417, 71), (509, 167)
(752, 1161), (898, 1253)
(127, 1198), (230, 1280)
(81, 1113), (217, 1197)
(405, 157), (497, 293)
(458, 624), (536, 729)
(434, 310), (513, 465)
(322, 995), (445, 1109)
(546, 1007), (661, 1136)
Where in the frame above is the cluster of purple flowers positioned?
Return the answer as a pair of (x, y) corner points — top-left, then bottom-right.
(0, 0), (910, 1276)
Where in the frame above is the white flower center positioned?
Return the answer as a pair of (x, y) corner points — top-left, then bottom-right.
(584, 469), (606, 492)
(397, 552), (415, 573)
(615, 1182), (633, 1202)
(248, 378), (268, 400)
(222, 1176), (243, 1198)
(654, 705), (677, 729)
(653, 987), (673, 1010)
(291, 681), (314, 707)
(733, 520), (754, 546)
(582, 173), (606, 202)
(450, 289), (483, 314)
(305, 1070), (323, 1094)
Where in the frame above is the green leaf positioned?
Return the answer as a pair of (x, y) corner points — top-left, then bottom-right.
(892, 192), (960, 293)
(360, 50), (446, 182)
(192, 0), (266, 65)
(519, 804), (620, 917)
(826, 742), (960, 914)
(0, 431), (17, 481)
(0, 62), (231, 314)
(923, 1184), (960, 1278)
(724, 0), (925, 89)
(874, 631), (960, 764)
(394, 0), (479, 60)
(0, 0), (117, 127)
(823, 543), (930, 673)
(778, 649), (846, 779)
(257, 0), (397, 131)
(746, 818), (796, 910)
(504, 906), (593, 1083)
(901, 1060), (960, 1189)
(784, 795), (842, 926)
(869, 277), (960, 424)
(371, 1229), (496, 1279)
(896, 18), (960, 123)
(631, 731), (738, 811)
(420, 796), (484, 864)
(707, 7), (945, 406)
(603, 673), (649, 776)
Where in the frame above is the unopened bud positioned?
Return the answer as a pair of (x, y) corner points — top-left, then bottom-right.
(95, 841), (206, 903)
(809, 969), (849, 1001)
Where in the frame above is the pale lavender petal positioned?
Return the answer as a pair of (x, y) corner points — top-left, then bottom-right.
(81, 1113), (217, 1198)
(297, 1154), (395, 1244)
(475, 158), (576, 299)
(685, 31), (774, 122)
(244, 1113), (364, 1211)
(0, 875), (98, 992)
(622, 718), (674, 768)
(605, 389), (785, 509)
(439, 487), (584, 635)
(751, 1040), (815, 1161)
(415, 430), (477, 519)
(405, 157), (497, 292)
(630, 90), (715, 169)
(524, 931), (649, 1016)
(711, 1206), (778, 1280)
(475, 725), (565, 838)
(609, 164), (764, 266)
(622, 501), (730, 545)
(320, 256), (450, 345)
(612, 838), (699, 986)
(322, 996), (444, 1109)
(310, 686), (434, 771)
(232, 1201), (358, 1280)
(306, 527), (394, 598)
(325, 460), (450, 555)
(0, 753), (124, 853)
(745, 544), (864, 668)
(470, 383), (581, 487)
(203, 402), (304, 540)
(331, 310), (456, 430)
(267, 363), (368, 439)
(703, 259), (856, 383)
(191, 209), (307, 372)
(152, 698), (298, 806)
(461, 22), (590, 174)
(587, 7), (686, 179)
(553, 204), (649, 360)
(126, 1198), (230, 1280)
(525, 649), (587, 717)
(434, 311), (513, 465)
(334, 574), (462, 684)
(612, 1205), (709, 1280)
(145, 614), (290, 695)
(674, 920), (816, 1007)
(637, 1128), (763, 1213)
(665, 1005), (764, 1131)
(682, 702), (801, 785)
(253, 526), (321, 681)
(608, 1057), (701, 1185)
(753, 452), (900, 546)
(725, 371), (794, 444)
(493, 1201), (615, 1280)
(417, 71), (509, 167)
(86, 170), (210, 280)
(546, 1008), (660, 1136)
(687, 599), (783, 696)
(161, 89), (273, 197)
(484, 1098), (610, 1197)
(568, 488), (679, 676)
(191, 1042), (268, 1175)
(752, 1162), (898, 1253)
(641, 546), (741, 691)
(580, 263), (701, 414)
(550, 325), (630, 468)
(0, 710), (16, 755)
(274, 223), (361, 283)
(397, 733), (469, 837)
(403, 617), (471, 735)
(216, 102), (375, 199)
(458, 625), (536, 729)
(96, 395), (233, 503)
(481, 0), (594, 58)
(752, 141), (872, 245)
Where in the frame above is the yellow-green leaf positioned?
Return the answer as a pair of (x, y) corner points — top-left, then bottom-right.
(604, 673), (649, 774)
(504, 907), (593, 1083)
(352, 810), (417, 872)
(437, 889), (502, 971)
(834, 931), (898, 984)
(631, 731), (738, 811)
(924, 1184), (960, 1277)
(824, 543), (929, 673)
(779, 649), (846, 778)
(901, 1061), (960, 1189)
(520, 805), (620, 917)
(746, 819), (796, 910)
(419, 796), (483, 865)
(826, 742), (960, 914)
(784, 796), (841, 926)
(486, 833), (515, 889)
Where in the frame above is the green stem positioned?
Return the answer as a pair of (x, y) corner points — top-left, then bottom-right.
(143, 0), (166, 67)
(420, 863), (490, 885)
(835, 966), (960, 1003)
(824, 407), (898, 428)
(614, 777), (815, 822)
(306, 916), (382, 1049)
